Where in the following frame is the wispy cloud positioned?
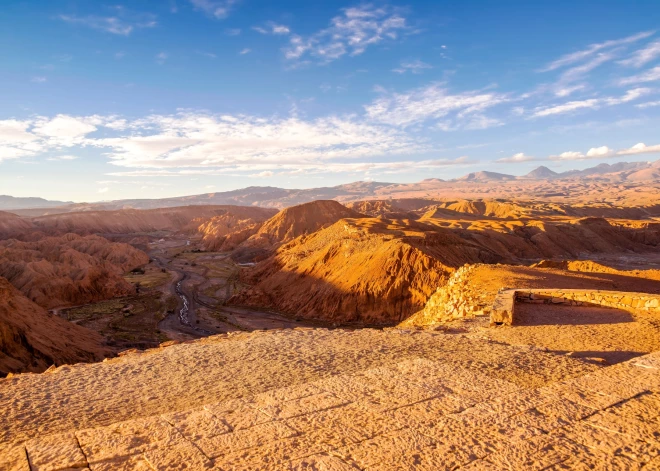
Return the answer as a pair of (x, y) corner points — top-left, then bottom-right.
(392, 59), (432, 74)
(239, 48), (251, 55)
(253, 22), (290, 35)
(47, 155), (79, 161)
(532, 88), (649, 117)
(636, 100), (660, 109)
(619, 40), (660, 67)
(539, 31), (653, 72)
(284, 5), (407, 63)
(31, 76), (47, 83)
(189, 0), (238, 19)
(58, 7), (157, 35)
(365, 83), (508, 128)
(618, 65), (660, 85)
(224, 28), (241, 36)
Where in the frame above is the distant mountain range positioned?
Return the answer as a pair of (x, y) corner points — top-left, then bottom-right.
(4, 159), (659, 213)
(0, 195), (71, 211)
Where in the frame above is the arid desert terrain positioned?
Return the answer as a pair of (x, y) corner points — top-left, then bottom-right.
(1, 165), (660, 470)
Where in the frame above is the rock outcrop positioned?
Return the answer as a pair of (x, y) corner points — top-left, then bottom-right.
(0, 277), (109, 375)
(0, 234), (148, 309)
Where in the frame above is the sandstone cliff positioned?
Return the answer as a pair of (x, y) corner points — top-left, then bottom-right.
(0, 277), (109, 375)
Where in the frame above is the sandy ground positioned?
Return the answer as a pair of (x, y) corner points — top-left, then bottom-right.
(0, 328), (598, 445)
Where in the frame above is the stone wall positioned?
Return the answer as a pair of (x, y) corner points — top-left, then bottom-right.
(490, 288), (660, 326)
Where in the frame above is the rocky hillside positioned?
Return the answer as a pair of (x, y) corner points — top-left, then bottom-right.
(232, 200), (366, 262)
(231, 218), (497, 324)
(0, 277), (108, 375)
(197, 207), (278, 251)
(0, 211), (33, 239)
(0, 234), (148, 309)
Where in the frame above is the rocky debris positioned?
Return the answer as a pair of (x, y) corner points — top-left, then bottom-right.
(401, 265), (491, 329)
(0, 277), (109, 375)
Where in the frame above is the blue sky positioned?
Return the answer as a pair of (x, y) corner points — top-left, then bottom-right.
(1, 0), (660, 202)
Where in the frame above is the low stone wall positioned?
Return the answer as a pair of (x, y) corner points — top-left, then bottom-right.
(490, 288), (660, 326)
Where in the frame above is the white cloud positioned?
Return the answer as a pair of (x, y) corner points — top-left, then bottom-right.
(555, 84), (586, 97)
(539, 31), (653, 72)
(58, 8), (156, 35)
(496, 152), (536, 163)
(98, 187), (109, 193)
(617, 142), (660, 156)
(392, 59), (432, 74)
(189, 0), (237, 19)
(365, 83), (508, 127)
(620, 40), (660, 67)
(86, 111), (424, 172)
(283, 5), (407, 63)
(253, 22), (290, 35)
(636, 100), (660, 109)
(604, 87), (651, 105)
(619, 66), (660, 85)
(586, 145), (613, 158)
(550, 151), (585, 161)
(31, 76), (47, 83)
(533, 88), (648, 118)
(46, 155), (79, 161)
(251, 171), (274, 178)
(239, 48), (251, 55)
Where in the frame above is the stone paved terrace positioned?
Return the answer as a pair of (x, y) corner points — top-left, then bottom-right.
(2, 350), (659, 470)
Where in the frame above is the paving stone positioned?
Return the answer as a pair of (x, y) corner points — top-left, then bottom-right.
(312, 373), (436, 412)
(553, 422), (633, 454)
(587, 411), (660, 443)
(213, 433), (327, 469)
(384, 396), (465, 430)
(247, 383), (325, 406)
(539, 383), (622, 410)
(88, 454), (154, 471)
(287, 453), (361, 470)
(252, 392), (350, 420)
(203, 398), (273, 431)
(195, 421), (298, 459)
(0, 444), (30, 471)
(632, 353), (660, 371)
(25, 432), (88, 471)
(338, 429), (447, 471)
(143, 440), (213, 470)
(76, 416), (182, 464)
(287, 403), (402, 447)
(616, 440), (660, 464)
(422, 416), (500, 460)
(162, 408), (231, 441)
(458, 459), (501, 470)
(546, 450), (642, 471)
(606, 392), (660, 424)
(487, 434), (586, 471)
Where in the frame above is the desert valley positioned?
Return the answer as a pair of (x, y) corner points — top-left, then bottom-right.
(4, 2), (660, 468)
(1, 163), (660, 470)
